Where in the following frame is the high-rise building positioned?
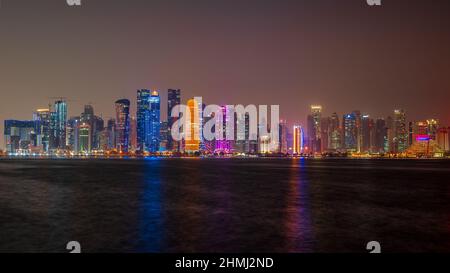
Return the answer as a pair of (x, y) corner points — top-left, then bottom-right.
(54, 100), (67, 149)
(129, 116), (137, 151)
(279, 120), (289, 154)
(293, 125), (304, 155)
(159, 121), (169, 152)
(4, 120), (41, 154)
(33, 108), (51, 153)
(66, 117), (80, 152)
(374, 118), (387, 153)
(343, 113), (357, 152)
(353, 110), (362, 153)
(307, 105), (322, 154)
(106, 118), (116, 150)
(320, 117), (330, 152)
(386, 116), (394, 152)
(115, 99), (131, 153)
(361, 115), (374, 153)
(78, 122), (91, 153)
(80, 105), (103, 151)
(393, 109), (408, 153)
(437, 127), (450, 152)
(329, 112), (341, 151)
(167, 89), (181, 152)
(147, 91), (161, 153)
(185, 98), (200, 153)
(136, 89), (151, 152)
(215, 105), (233, 154)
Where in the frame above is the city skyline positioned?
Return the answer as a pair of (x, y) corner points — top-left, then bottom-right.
(1, 0), (450, 149)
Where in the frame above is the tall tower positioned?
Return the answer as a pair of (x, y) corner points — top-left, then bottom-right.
(167, 89), (181, 152)
(115, 99), (130, 153)
(185, 98), (200, 153)
(147, 90), (161, 153)
(136, 89), (151, 152)
(293, 125), (304, 155)
(54, 100), (67, 149)
(393, 109), (407, 153)
(329, 112), (341, 150)
(307, 105), (322, 154)
(343, 113), (357, 152)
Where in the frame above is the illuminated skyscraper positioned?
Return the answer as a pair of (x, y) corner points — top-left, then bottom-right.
(361, 115), (374, 153)
(185, 98), (200, 153)
(437, 127), (450, 152)
(307, 105), (322, 154)
(279, 120), (289, 154)
(33, 108), (51, 152)
(106, 118), (116, 150)
(353, 110), (362, 153)
(329, 112), (341, 150)
(393, 109), (408, 153)
(66, 117), (80, 152)
(167, 89), (181, 152)
(146, 91), (161, 153)
(136, 89), (151, 152)
(80, 105), (103, 151)
(115, 99), (130, 153)
(54, 100), (67, 149)
(78, 122), (91, 153)
(343, 113), (357, 152)
(215, 106), (233, 154)
(293, 125), (304, 155)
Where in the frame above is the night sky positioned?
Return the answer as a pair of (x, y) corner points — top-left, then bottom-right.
(1, 0), (450, 149)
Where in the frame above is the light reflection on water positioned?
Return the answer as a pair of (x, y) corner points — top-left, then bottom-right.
(1, 159), (450, 252)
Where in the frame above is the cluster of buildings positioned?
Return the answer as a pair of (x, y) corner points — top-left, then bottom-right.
(304, 105), (450, 158)
(2, 91), (449, 158)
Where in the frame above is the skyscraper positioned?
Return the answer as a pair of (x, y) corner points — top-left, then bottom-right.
(343, 113), (357, 152)
(54, 100), (67, 149)
(279, 120), (289, 154)
(78, 122), (91, 154)
(115, 99), (130, 153)
(33, 108), (51, 153)
(393, 109), (408, 153)
(106, 118), (116, 150)
(307, 105), (322, 154)
(136, 89), (151, 152)
(147, 91), (161, 153)
(66, 116), (80, 152)
(167, 89), (181, 152)
(293, 125), (303, 155)
(329, 112), (341, 150)
(80, 105), (103, 151)
(374, 118), (387, 153)
(361, 115), (374, 153)
(185, 98), (200, 153)
(353, 110), (362, 153)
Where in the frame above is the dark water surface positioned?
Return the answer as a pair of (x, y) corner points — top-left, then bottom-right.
(0, 158), (450, 253)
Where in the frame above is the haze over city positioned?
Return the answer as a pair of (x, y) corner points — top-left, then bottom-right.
(1, 0), (450, 149)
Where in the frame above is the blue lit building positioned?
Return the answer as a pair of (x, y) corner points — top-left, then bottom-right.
(343, 113), (357, 152)
(136, 89), (151, 152)
(146, 91), (161, 153)
(4, 120), (41, 154)
(54, 100), (67, 149)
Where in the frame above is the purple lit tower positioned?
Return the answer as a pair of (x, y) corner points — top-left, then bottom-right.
(215, 106), (233, 154)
